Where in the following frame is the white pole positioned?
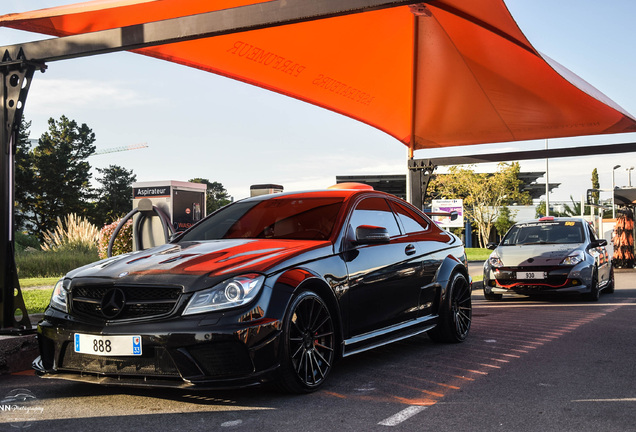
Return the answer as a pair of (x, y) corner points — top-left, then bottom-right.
(581, 194), (584, 217)
(612, 164), (621, 219)
(545, 139), (549, 217)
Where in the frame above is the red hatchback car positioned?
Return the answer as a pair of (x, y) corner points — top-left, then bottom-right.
(35, 185), (471, 392)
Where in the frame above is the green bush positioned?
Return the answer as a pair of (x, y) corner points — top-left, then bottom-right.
(98, 218), (133, 259)
(15, 231), (40, 252)
(16, 248), (99, 278)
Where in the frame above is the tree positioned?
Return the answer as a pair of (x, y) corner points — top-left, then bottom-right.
(16, 115), (96, 239)
(188, 178), (232, 213)
(561, 196), (583, 217)
(14, 119), (35, 231)
(494, 206), (516, 237)
(430, 163), (531, 248)
(591, 168), (600, 206)
(91, 165), (137, 227)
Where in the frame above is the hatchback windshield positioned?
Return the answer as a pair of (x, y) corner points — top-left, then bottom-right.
(180, 197), (345, 241)
(502, 221), (584, 245)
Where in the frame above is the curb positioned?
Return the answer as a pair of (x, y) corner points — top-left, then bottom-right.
(0, 333), (38, 375)
(0, 314), (43, 375)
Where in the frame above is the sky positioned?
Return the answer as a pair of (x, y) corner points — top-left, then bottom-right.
(1, 0), (636, 206)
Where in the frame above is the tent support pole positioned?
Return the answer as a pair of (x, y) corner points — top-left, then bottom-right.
(0, 52), (43, 333)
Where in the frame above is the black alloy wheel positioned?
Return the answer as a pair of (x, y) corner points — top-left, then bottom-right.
(278, 290), (335, 393)
(428, 272), (472, 343)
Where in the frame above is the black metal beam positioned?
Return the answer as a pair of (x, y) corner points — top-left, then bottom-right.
(408, 142), (636, 208)
(0, 0), (423, 63)
(420, 142), (636, 167)
(1, 61), (39, 333)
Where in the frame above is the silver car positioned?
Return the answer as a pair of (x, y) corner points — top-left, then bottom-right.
(483, 217), (614, 301)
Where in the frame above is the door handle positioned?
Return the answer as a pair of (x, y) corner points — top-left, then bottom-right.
(405, 244), (416, 255)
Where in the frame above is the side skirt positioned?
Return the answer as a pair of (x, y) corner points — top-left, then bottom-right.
(342, 315), (437, 357)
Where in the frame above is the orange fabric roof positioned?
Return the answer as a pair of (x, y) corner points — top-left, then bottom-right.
(1, 0), (635, 150)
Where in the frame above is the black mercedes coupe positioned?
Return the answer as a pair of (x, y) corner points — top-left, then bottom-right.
(34, 184), (471, 393)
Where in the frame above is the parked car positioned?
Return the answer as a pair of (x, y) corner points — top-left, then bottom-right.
(34, 185), (471, 393)
(483, 217), (614, 301)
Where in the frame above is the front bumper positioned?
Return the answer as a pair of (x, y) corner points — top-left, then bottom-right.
(483, 265), (591, 296)
(34, 307), (284, 389)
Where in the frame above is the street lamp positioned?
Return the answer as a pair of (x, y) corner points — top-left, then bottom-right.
(612, 164), (621, 218)
(627, 166), (634, 187)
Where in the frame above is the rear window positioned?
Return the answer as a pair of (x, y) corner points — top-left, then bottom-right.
(502, 221), (584, 245)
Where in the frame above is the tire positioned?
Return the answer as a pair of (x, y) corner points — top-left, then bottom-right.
(605, 267), (615, 294)
(277, 290), (335, 393)
(584, 269), (600, 301)
(428, 273), (472, 343)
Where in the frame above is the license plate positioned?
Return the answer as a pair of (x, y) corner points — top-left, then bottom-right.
(516, 271), (545, 280)
(74, 334), (142, 356)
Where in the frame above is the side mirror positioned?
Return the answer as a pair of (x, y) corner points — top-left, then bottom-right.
(355, 225), (390, 244)
(589, 239), (608, 249)
(169, 231), (185, 242)
(486, 242), (498, 250)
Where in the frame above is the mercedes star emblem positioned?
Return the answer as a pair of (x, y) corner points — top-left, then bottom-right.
(100, 288), (126, 319)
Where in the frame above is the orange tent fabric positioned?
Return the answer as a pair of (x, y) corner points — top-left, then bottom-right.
(2, 0), (635, 150)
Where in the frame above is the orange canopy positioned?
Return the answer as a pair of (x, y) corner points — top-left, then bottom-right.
(1, 0), (635, 150)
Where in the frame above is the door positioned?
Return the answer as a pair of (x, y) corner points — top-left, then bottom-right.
(344, 197), (423, 337)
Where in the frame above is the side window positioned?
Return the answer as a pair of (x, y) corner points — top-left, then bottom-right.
(390, 200), (429, 234)
(587, 223), (597, 241)
(349, 197), (401, 238)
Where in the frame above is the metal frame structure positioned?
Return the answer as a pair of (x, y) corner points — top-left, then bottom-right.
(1, 0), (633, 331)
(0, 0), (425, 332)
(408, 142), (636, 209)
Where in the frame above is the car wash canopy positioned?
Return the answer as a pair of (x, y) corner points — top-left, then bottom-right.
(2, 0), (635, 151)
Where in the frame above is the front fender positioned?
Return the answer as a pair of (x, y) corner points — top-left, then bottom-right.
(434, 255), (470, 310)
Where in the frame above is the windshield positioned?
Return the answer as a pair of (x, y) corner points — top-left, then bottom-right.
(501, 221), (584, 245)
(179, 197), (345, 241)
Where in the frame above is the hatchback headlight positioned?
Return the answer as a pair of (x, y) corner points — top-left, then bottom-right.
(50, 279), (69, 313)
(183, 274), (265, 315)
(560, 251), (585, 266)
(488, 253), (504, 268)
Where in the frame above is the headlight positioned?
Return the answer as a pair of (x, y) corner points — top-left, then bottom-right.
(560, 251), (585, 266)
(488, 253), (504, 268)
(183, 274), (265, 315)
(50, 279), (69, 313)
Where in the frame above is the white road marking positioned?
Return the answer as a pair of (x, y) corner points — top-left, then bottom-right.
(473, 302), (636, 308)
(573, 398), (636, 403)
(378, 406), (428, 426)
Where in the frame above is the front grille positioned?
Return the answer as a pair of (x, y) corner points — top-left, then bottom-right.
(71, 284), (183, 321)
(188, 342), (254, 378)
(495, 267), (568, 287)
(60, 343), (179, 377)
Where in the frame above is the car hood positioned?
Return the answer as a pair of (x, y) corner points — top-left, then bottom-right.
(495, 244), (583, 267)
(66, 239), (331, 292)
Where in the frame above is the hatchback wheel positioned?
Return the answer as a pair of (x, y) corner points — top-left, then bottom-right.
(584, 270), (600, 301)
(605, 267), (615, 294)
(278, 290), (335, 393)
